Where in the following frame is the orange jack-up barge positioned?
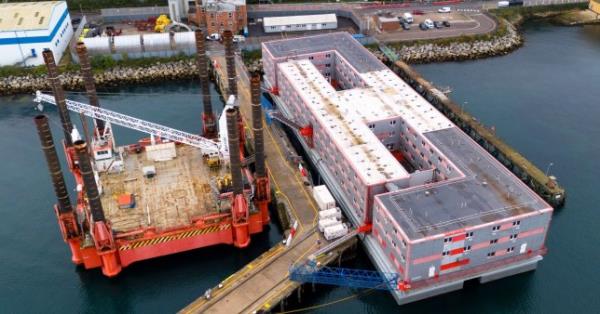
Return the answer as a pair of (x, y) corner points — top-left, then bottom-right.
(34, 32), (270, 277)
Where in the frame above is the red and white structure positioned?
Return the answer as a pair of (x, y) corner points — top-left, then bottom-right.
(262, 32), (553, 305)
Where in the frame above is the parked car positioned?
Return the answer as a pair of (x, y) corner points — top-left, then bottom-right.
(443, 20), (451, 27)
(438, 6), (451, 13)
(403, 12), (414, 23)
(412, 9), (425, 15)
(401, 22), (411, 30)
(509, 0), (524, 6)
(424, 19), (435, 29)
(419, 22), (428, 30)
(434, 21), (444, 29)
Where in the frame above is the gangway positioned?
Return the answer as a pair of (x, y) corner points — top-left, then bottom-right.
(34, 91), (221, 155)
(289, 264), (399, 291)
(266, 109), (314, 147)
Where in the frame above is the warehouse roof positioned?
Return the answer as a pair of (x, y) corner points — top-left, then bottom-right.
(0, 1), (63, 32)
(263, 13), (337, 27)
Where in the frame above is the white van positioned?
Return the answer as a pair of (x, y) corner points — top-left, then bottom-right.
(403, 12), (413, 24)
(424, 19), (434, 29)
(233, 35), (245, 43)
(497, 1), (510, 7)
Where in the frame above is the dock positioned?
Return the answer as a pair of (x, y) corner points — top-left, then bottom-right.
(180, 53), (356, 313)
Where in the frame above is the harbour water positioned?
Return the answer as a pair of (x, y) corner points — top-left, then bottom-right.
(1, 22), (599, 313)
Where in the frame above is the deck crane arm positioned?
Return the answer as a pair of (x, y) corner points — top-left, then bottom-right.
(34, 91), (222, 156)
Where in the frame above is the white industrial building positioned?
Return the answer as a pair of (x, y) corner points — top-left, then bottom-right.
(263, 14), (337, 33)
(0, 1), (72, 66)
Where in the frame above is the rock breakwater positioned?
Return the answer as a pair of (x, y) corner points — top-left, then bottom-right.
(0, 59), (199, 96)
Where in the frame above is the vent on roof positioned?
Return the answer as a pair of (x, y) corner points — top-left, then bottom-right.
(35, 12), (40, 17)
(14, 12), (19, 18)
(39, 17), (45, 25)
(17, 17), (24, 25)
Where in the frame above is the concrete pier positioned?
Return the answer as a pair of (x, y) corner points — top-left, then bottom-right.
(180, 52), (357, 314)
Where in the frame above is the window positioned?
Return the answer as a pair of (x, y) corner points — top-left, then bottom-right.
(228, 12), (232, 18)
(506, 247), (515, 253)
(368, 124), (375, 129)
(465, 231), (474, 238)
(322, 23), (327, 26)
(392, 241), (397, 247)
(401, 240), (406, 248)
(309, 56), (314, 60)
(492, 225), (501, 231)
(325, 63), (331, 68)
(97, 150), (109, 156)
(325, 53), (331, 58)
(490, 239), (498, 244)
(513, 220), (521, 226)
(464, 245), (472, 251)
(509, 234), (518, 240)
(443, 237), (452, 243)
(487, 252), (496, 257)
(442, 251), (450, 256)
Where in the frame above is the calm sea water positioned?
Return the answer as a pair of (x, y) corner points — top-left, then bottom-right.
(1, 22), (599, 313)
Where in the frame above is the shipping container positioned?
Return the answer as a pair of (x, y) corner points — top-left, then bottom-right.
(318, 217), (340, 232)
(318, 207), (342, 220)
(324, 223), (348, 240)
(313, 185), (336, 210)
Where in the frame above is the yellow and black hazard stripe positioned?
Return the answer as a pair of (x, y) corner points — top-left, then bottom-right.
(119, 224), (231, 251)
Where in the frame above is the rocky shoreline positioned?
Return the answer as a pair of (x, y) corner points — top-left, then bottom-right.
(0, 18), (539, 96)
(0, 59), (200, 96)
(374, 21), (523, 64)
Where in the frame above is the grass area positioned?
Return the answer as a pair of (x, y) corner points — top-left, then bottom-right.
(0, 54), (193, 78)
(242, 49), (262, 66)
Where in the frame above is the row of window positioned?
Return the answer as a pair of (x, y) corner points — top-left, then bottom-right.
(487, 247), (515, 257)
(492, 220), (522, 232)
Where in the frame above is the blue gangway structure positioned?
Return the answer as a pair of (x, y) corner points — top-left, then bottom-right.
(289, 265), (399, 291)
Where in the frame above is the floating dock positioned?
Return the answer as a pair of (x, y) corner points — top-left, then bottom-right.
(260, 32), (553, 305)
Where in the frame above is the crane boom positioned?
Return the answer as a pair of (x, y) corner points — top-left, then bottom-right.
(34, 91), (221, 154)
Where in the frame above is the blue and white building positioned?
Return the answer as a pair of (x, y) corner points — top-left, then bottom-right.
(0, 1), (72, 66)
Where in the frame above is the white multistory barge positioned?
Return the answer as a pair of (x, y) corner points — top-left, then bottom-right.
(262, 32), (553, 305)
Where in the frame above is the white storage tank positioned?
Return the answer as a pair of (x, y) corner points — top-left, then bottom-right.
(82, 37), (112, 55)
(114, 35), (143, 53)
(312, 185), (336, 211)
(318, 217), (340, 232)
(142, 33), (171, 52)
(324, 223), (348, 241)
(173, 31), (195, 51)
(318, 207), (342, 220)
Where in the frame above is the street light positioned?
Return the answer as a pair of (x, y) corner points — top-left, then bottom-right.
(545, 162), (554, 177)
